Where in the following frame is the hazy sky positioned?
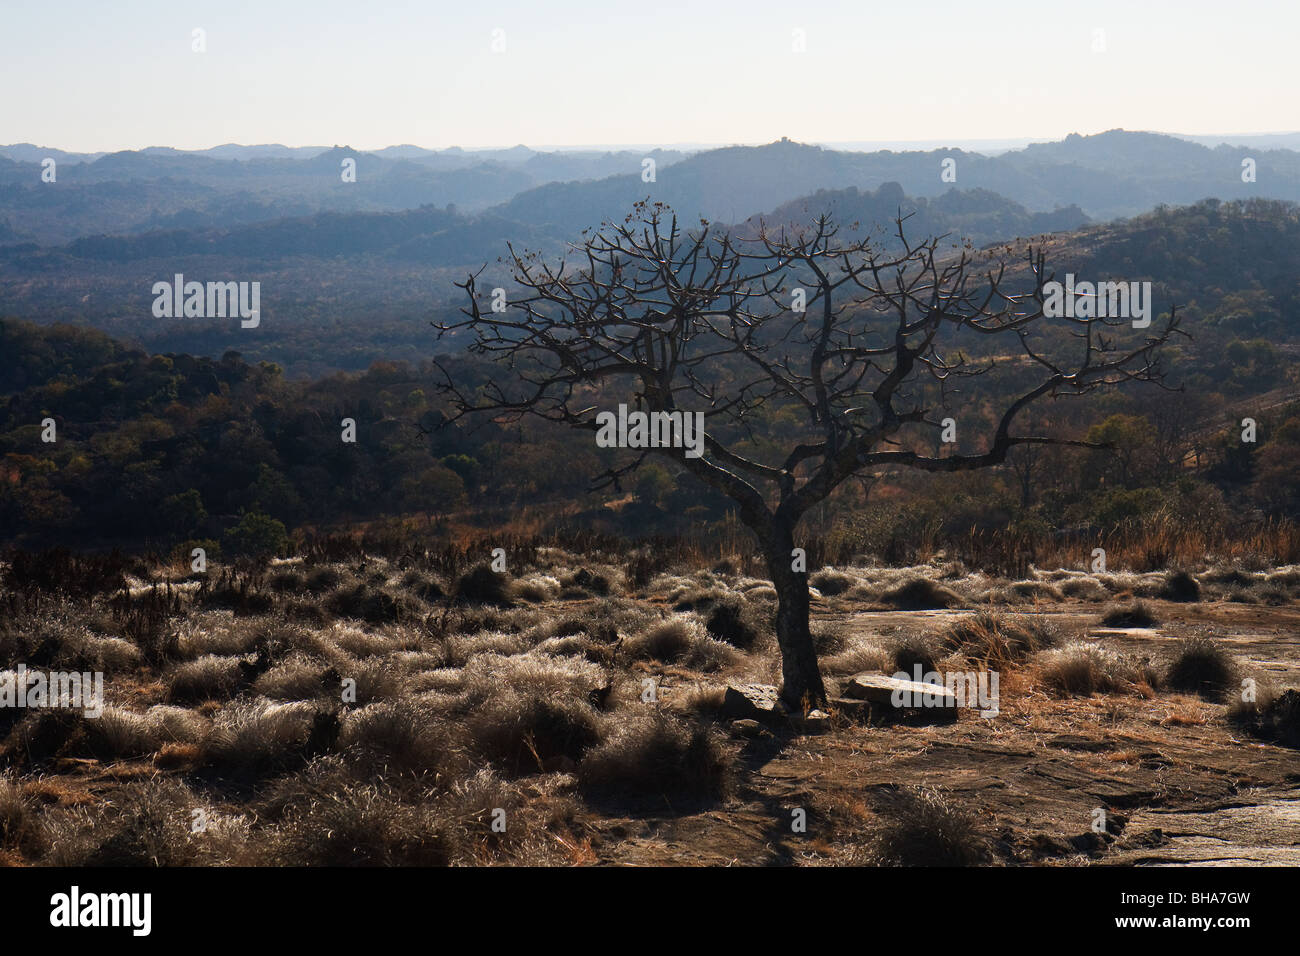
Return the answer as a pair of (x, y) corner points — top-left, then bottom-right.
(3, 0), (1296, 151)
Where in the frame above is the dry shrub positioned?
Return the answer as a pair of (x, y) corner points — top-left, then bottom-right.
(810, 569), (857, 597)
(674, 684), (728, 716)
(165, 654), (245, 703)
(1060, 577), (1110, 602)
(941, 611), (1059, 665)
(890, 633), (941, 675)
(39, 778), (244, 866)
(327, 584), (411, 624)
(811, 620), (849, 655)
(624, 615), (738, 670)
(578, 711), (729, 806)
(1100, 600), (1158, 628)
(702, 594), (769, 649)
(1228, 686), (1300, 748)
(459, 653), (609, 774)
(339, 699), (463, 777)
(261, 783), (454, 866)
(511, 575), (561, 603)
(869, 787), (993, 866)
(879, 577), (963, 610)
(0, 775), (40, 856)
(443, 630), (527, 667)
(202, 700), (321, 775)
(455, 564), (514, 607)
(1037, 644), (1155, 697)
(821, 641), (893, 677)
(1164, 635), (1236, 701)
(1159, 570), (1202, 603)
(253, 655), (336, 701)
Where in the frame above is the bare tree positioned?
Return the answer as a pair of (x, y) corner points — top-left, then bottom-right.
(433, 201), (1181, 708)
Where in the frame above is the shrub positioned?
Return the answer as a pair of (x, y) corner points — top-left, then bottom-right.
(460, 653), (609, 774)
(624, 615), (737, 670)
(466, 690), (605, 775)
(222, 510), (289, 559)
(1060, 577), (1110, 602)
(40, 779), (238, 866)
(1228, 687), (1300, 748)
(810, 569), (856, 597)
(880, 577), (963, 610)
(327, 584), (409, 624)
(455, 564), (513, 607)
(941, 612), (1058, 665)
(703, 595), (767, 649)
(1159, 570), (1202, 603)
(890, 633), (941, 675)
(869, 788), (993, 866)
(165, 654), (245, 703)
(1035, 644), (1153, 697)
(1165, 636), (1236, 700)
(340, 699), (462, 777)
(578, 712), (729, 805)
(262, 784), (453, 866)
(1100, 600), (1158, 628)
(202, 700), (319, 776)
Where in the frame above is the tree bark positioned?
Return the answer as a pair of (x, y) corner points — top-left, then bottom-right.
(761, 519), (827, 710)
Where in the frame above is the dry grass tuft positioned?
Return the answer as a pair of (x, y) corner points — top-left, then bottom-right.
(578, 711), (729, 806)
(868, 787), (993, 866)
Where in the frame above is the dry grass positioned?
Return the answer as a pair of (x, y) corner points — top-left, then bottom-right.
(1, 539), (1296, 868)
(941, 611), (1060, 666)
(867, 788), (994, 866)
(623, 615), (739, 670)
(1164, 636), (1237, 701)
(578, 711), (730, 806)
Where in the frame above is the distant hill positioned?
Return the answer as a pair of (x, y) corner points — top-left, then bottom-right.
(2, 192), (1295, 376)
(4, 130), (1299, 247)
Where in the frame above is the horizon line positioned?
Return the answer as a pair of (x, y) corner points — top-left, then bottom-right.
(6, 128), (1300, 158)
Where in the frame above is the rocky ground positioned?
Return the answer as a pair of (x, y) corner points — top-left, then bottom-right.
(2, 553), (1297, 866)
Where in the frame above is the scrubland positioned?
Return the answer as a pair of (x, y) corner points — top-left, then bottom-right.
(2, 539), (1298, 866)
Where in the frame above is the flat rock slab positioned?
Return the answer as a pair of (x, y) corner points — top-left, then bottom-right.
(843, 673), (959, 709)
(1106, 798), (1300, 866)
(721, 683), (785, 723)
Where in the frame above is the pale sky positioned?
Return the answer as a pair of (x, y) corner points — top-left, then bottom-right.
(2, 0), (1296, 152)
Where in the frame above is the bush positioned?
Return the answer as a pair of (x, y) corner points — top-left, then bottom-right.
(1228, 687), (1300, 748)
(340, 699), (462, 777)
(466, 691), (605, 775)
(869, 788), (993, 866)
(455, 564), (513, 607)
(703, 595), (767, 649)
(1036, 644), (1154, 697)
(624, 615), (737, 670)
(40, 779), (237, 866)
(1165, 636), (1236, 700)
(263, 784), (453, 866)
(890, 634), (940, 676)
(880, 577), (963, 610)
(1159, 570), (1202, 603)
(327, 583), (409, 624)
(165, 654), (245, 703)
(810, 569), (855, 597)
(1100, 600), (1158, 628)
(941, 612), (1058, 665)
(578, 712), (729, 805)
(222, 510), (289, 559)
(460, 653), (609, 775)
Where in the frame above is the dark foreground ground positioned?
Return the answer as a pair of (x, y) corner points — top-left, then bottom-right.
(2, 553), (1297, 866)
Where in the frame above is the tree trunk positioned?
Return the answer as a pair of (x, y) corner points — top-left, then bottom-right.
(761, 519), (827, 710)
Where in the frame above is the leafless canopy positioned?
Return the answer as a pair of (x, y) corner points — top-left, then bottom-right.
(433, 200), (1183, 532)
